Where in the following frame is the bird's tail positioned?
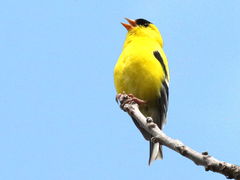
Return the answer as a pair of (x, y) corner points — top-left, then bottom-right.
(149, 141), (163, 165)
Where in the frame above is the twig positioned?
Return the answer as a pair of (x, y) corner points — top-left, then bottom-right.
(117, 94), (240, 180)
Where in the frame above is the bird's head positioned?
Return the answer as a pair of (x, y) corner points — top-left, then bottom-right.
(121, 18), (163, 47)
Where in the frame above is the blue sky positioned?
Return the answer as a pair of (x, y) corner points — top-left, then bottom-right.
(0, 0), (239, 180)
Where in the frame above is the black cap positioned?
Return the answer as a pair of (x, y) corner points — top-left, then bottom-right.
(135, 18), (152, 27)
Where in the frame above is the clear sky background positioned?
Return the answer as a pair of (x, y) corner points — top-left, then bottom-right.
(0, 0), (239, 180)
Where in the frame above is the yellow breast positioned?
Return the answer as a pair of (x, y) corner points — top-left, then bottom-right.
(114, 39), (166, 101)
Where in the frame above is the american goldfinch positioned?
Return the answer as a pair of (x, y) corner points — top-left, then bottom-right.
(114, 18), (170, 165)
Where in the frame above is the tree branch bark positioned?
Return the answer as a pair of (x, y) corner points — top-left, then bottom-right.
(117, 94), (240, 180)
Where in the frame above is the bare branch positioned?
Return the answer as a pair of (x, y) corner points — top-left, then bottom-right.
(117, 94), (240, 180)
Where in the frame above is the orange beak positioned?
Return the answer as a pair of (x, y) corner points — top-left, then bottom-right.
(121, 18), (137, 31)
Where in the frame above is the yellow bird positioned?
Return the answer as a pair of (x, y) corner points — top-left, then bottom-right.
(114, 18), (170, 165)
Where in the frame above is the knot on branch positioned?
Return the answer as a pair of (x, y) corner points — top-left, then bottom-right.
(202, 151), (208, 155)
(146, 117), (153, 123)
(151, 137), (159, 144)
(176, 145), (187, 156)
(146, 117), (156, 128)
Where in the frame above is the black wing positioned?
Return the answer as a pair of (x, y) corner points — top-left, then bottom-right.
(153, 50), (169, 129)
(157, 80), (169, 129)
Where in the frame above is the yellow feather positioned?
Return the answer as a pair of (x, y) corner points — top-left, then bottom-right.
(114, 24), (169, 101)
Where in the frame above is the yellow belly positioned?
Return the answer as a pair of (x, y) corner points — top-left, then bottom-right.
(114, 44), (165, 101)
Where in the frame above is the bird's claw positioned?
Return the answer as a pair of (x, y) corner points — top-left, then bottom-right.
(115, 93), (147, 108)
(115, 94), (121, 104)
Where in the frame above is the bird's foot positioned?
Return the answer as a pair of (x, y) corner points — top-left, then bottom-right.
(115, 93), (146, 109)
(127, 94), (146, 105)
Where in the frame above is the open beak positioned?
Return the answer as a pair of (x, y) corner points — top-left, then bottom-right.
(121, 18), (137, 31)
